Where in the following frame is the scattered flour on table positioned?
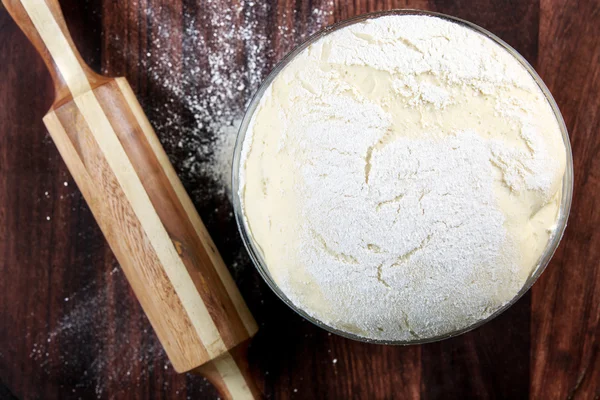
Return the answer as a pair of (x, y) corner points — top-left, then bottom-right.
(29, 267), (173, 398)
(102, 1), (335, 200)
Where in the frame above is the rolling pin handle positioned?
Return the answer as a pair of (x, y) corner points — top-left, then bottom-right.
(195, 341), (263, 400)
(1, 0), (107, 103)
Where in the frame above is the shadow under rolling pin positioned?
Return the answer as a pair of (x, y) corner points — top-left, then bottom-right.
(1, 0), (260, 398)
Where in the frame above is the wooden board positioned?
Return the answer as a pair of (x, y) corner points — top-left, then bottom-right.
(0, 0), (598, 398)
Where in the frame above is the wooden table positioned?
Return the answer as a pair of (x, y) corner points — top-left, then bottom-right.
(0, 0), (598, 398)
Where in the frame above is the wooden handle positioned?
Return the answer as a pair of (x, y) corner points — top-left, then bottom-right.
(1, 0), (108, 104)
(195, 342), (262, 400)
(3, 0), (261, 397)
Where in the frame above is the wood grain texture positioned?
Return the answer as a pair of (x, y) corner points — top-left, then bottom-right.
(0, 0), (598, 399)
(532, 0), (600, 398)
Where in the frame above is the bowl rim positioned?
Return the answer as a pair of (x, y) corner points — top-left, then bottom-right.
(231, 9), (574, 345)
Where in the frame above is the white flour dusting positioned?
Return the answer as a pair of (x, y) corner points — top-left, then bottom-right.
(29, 267), (176, 398)
(240, 15), (566, 340)
(118, 1), (335, 199)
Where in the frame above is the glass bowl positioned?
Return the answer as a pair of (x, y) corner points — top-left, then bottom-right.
(231, 9), (574, 344)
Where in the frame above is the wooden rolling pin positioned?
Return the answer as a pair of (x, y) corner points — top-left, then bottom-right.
(2, 0), (260, 398)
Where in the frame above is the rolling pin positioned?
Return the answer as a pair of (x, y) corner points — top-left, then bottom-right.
(1, 0), (260, 398)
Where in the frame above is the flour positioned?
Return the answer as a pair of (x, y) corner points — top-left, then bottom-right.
(240, 15), (567, 340)
(120, 1), (335, 200)
(29, 267), (179, 398)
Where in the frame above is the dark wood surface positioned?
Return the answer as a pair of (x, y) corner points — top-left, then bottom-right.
(0, 0), (598, 398)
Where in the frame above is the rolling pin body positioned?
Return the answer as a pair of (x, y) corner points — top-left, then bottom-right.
(1, 0), (259, 398)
